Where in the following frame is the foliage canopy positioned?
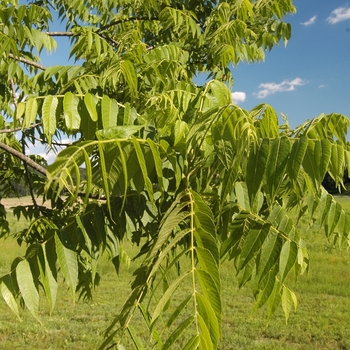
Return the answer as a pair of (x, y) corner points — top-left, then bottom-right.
(1, 0), (350, 348)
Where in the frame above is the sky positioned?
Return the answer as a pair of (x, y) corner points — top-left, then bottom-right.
(33, 0), (350, 161)
(230, 0), (350, 128)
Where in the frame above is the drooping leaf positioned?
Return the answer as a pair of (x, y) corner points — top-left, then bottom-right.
(127, 325), (145, 350)
(239, 223), (270, 270)
(161, 316), (194, 350)
(196, 292), (220, 348)
(0, 275), (20, 319)
(281, 285), (297, 323)
(16, 259), (40, 321)
(42, 95), (58, 141)
(279, 240), (298, 283)
(54, 232), (78, 302)
(24, 97), (38, 128)
(96, 125), (142, 140)
(132, 136), (154, 202)
(101, 95), (118, 129)
(37, 243), (58, 315)
(287, 136), (308, 183)
(256, 232), (282, 282)
(246, 138), (270, 205)
(303, 139), (331, 191)
(84, 93), (98, 121)
(196, 269), (221, 322)
(63, 92), (80, 131)
(151, 271), (190, 327)
(264, 136), (290, 205)
(120, 60), (138, 96)
(254, 270), (276, 310)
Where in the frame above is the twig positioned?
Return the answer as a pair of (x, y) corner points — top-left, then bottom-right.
(0, 122), (42, 134)
(8, 53), (46, 71)
(45, 31), (75, 36)
(9, 79), (18, 108)
(21, 134), (39, 210)
(98, 16), (158, 33)
(0, 141), (47, 177)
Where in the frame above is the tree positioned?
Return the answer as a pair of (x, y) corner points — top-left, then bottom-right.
(0, 0), (349, 348)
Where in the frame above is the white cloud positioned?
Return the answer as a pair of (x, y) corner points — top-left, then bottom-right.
(231, 91), (246, 104)
(327, 7), (350, 24)
(254, 78), (306, 99)
(318, 84), (326, 88)
(38, 151), (57, 163)
(26, 138), (74, 164)
(301, 15), (317, 26)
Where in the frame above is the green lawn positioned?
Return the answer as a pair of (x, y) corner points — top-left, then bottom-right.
(0, 197), (350, 349)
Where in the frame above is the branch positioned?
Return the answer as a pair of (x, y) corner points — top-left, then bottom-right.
(21, 134), (39, 210)
(45, 31), (75, 36)
(98, 16), (158, 33)
(0, 141), (47, 177)
(0, 122), (41, 134)
(9, 79), (18, 108)
(8, 53), (46, 71)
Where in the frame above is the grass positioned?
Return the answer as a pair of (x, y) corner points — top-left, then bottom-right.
(1, 197), (350, 349)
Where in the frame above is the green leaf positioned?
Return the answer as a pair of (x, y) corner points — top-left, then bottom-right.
(24, 98), (38, 128)
(235, 182), (250, 211)
(151, 271), (190, 327)
(116, 141), (128, 210)
(63, 92), (80, 131)
(16, 259), (40, 321)
(98, 143), (112, 214)
(246, 138), (270, 205)
(54, 232), (78, 302)
(192, 191), (216, 237)
(96, 125), (142, 140)
(324, 202), (342, 237)
(256, 232), (282, 282)
(166, 294), (192, 328)
(253, 104), (279, 138)
(197, 312), (214, 350)
(101, 95), (118, 129)
(161, 316), (194, 350)
(279, 241), (298, 283)
(281, 285), (297, 323)
(84, 93), (98, 121)
(196, 247), (220, 290)
(183, 335), (200, 350)
(254, 270), (276, 310)
(287, 136), (308, 182)
(42, 95), (58, 140)
(38, 243), (58, 315)
(147, 138), (164, 196)
(328, 142), (344, 188)
(196, 269), (221, 322)
(1, 275), (20, 319)
(120, 60), (138, 96)
(267, 279), (282, 321)
(131, 136), (154, 202)
(127, 325), (144, 350)
(197, 293), (220, 348)
(173, 120), (188, 150)
(264, 137), (290, 205)
(239, 223), (270, 270)
(16, 101), (26, 121)
(303, 139), (331, 191)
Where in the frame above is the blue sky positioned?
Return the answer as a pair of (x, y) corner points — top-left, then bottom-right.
(34, 1), (350, 161)
(230, 0), (350, 128)
(39, 1), (350, 130)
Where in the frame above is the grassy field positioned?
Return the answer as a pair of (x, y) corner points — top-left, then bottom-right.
(0, 197), (350, 349)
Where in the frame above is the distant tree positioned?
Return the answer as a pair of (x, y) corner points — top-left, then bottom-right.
(323, 170), (350, 194)
(1, 0), (350, 348)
